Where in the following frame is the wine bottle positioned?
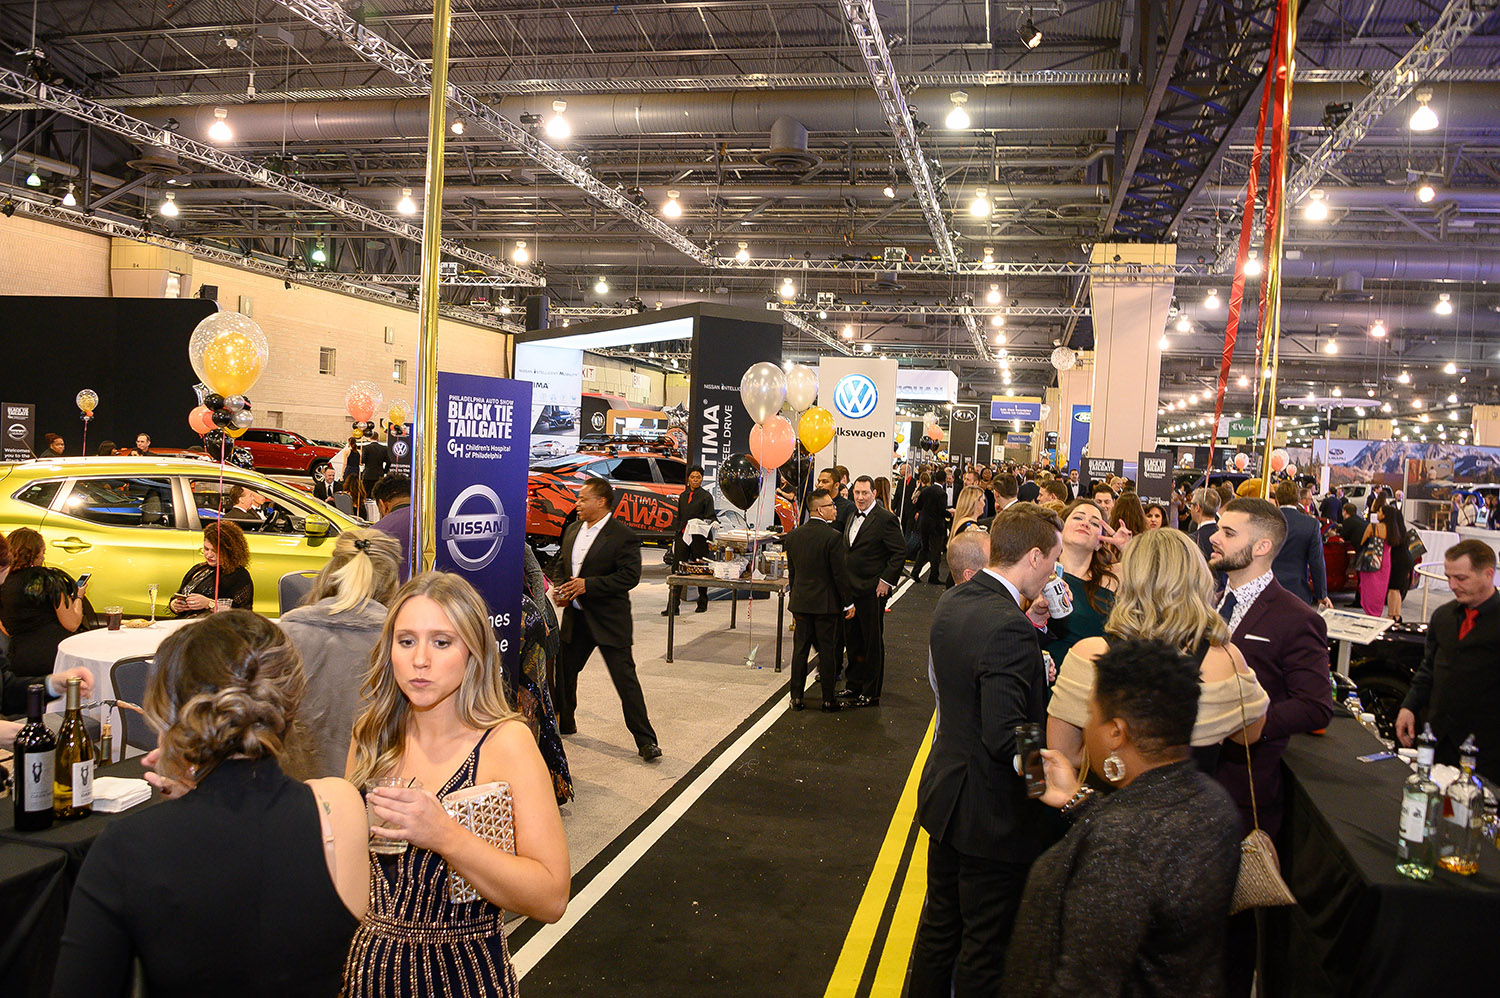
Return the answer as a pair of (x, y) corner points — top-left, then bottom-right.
(53, 676), (95, 819)
(13, 684), (56, 831)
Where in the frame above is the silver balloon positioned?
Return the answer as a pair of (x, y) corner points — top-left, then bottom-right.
(739, 362), (787, 424)
(784, 364), (819, 411)
(231, 409), (254, 430)
(223, 395), (248, 414)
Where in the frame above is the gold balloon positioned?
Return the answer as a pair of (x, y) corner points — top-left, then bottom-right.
(798, 405), (835, 454)
(75, 389), (99, 414)
(202, 330), (264, 397)
(225, 424), (248, 438)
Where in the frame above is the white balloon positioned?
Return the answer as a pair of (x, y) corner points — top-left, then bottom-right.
(785, 364), (819, 411)
(1038, 404), (1052, 421)
(740, 362), (787, 424)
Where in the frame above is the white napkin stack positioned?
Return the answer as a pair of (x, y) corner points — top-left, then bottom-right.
(92, 776), (153, 813)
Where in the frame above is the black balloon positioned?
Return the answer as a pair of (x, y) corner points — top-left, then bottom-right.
(718, 453), (763, 510)
(203, 393), (225, 411)
(202, 429), (233, 457)
(212, 408), (235, 428)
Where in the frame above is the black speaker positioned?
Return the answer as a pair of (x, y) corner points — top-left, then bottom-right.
(197, 284), (219, 300)
(525, 293), (549, 331)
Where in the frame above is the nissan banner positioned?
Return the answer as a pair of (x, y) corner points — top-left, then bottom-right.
(2, 401), (35, 461)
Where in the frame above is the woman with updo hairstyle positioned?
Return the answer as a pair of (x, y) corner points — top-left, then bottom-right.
(52, 611), (370, 998)
(279, 527), (403, 777)
(342, 572), (570, 998)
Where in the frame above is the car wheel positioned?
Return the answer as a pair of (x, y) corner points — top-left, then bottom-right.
(308, 459), (329, 480)
(1350, 670), (1412, 742)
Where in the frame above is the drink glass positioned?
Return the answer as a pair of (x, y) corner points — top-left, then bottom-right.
(147, 584), (159, 624)
(366, 776), (419, 855)
(103, 605), (123, 631)
(214, 598), (234, 613)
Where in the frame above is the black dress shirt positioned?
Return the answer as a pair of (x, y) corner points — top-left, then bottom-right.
(1403, 589), (1500, 778)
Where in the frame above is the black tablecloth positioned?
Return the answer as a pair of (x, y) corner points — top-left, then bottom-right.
(0, 842), (69, 998)
(1263, 715), (1500, 996)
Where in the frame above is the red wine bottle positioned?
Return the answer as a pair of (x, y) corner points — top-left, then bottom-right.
(14, 684), (56, 831)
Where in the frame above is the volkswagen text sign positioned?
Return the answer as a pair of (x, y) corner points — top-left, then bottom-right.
(817, 358), (897, 483)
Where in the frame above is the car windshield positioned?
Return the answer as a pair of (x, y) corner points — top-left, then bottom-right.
(531, 455), (587, 470)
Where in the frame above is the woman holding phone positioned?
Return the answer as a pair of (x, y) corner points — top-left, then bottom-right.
(170, 520), (254, 616)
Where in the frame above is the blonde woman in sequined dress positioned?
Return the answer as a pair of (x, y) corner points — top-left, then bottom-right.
(342, 572), (570, 996)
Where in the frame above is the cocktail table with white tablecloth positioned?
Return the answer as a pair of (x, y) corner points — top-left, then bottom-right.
(49, 618), (197, 710)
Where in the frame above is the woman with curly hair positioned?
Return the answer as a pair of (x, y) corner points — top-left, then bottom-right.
(169, 519), (254, 616)
(52, 611), (370, 997)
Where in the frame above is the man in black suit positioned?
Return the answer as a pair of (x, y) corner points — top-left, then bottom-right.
(663, 464), (716, 616)
(1188, 486), (1220, 565)
(312, 464), (343, 503)
(1318, 486), (1344, 523)
(909, 503), (1063, 996)
(818, 468), (856, 529)
(1271, 480), (1330, 607)
(1337, 502), (1367, 551)
(782, 489), (855, 711)
(1397, 539), (1500, 779)
(837, 476), (907, 707)
(549, 478), (661, 761)
(1016, 473), (1041, 504)
(359, 437), (392, 501)
(911, 469), (948, 584)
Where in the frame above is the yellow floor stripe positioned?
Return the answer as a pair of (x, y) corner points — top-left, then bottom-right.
(824, 712), (936, 998)
(868, 826), (931, 996)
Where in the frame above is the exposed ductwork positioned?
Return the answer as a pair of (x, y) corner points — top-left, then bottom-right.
(1280, 248), (1500, 284)
(756, 117), (820, 172)
(1180, 297), (1500, 333)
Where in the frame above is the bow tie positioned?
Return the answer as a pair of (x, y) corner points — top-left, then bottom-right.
(855, 510), (868, 518)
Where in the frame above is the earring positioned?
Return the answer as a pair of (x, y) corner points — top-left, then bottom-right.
(1102, 751), (1126, 783)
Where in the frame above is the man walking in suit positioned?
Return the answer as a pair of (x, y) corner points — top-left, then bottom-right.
(837, 476), (907, 707)
(782, 489), (855, 711)
(909, 503), (1063, 996)
(549, 478), (662, 761)
(911, 469), (949, 584)
(1397, 539), (1500, 778)
(663, 464), (716, 616)
(1272, 480), (1330, 607)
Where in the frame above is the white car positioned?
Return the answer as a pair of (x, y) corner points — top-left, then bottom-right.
(531, 440), (569, 459)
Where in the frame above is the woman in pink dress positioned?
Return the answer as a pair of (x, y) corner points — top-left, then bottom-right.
(1357, 493), (1393, 615)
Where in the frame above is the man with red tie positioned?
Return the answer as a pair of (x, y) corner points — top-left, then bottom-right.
(1397, 539), (1500, 780)
(664, 464), (716, 616)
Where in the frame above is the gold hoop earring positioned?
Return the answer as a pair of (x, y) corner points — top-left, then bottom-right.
(1102, 751), (1126, 783)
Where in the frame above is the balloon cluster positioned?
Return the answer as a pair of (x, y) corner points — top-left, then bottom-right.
(923, 411), (945, 442)
(386, 399), (411, 436)
(1269, 448), (1289, 474)
(186, 312), (268, 462)
(346, 381), (384, 438)
(1233, 452), (1250, 472)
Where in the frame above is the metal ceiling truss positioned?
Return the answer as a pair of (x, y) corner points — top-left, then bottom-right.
(776, 303), (1090, 319)
(1111, 0), (1281, 240)
(0, 68), (533, 283)
(265, 0), (715, 266)
(779, 311), (855, 356)
(723, 257), (1206, 278)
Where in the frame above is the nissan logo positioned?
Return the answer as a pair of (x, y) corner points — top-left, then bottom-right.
(6, 422), (24, 441)
(952, 408), (976, 422)
(590, 411), (606, 431)
(440, 484), (510, 571)
(833, 374), (879, 420)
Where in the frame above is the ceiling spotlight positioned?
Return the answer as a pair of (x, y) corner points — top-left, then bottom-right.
(982, 246), (995, 270)
(841, 324), (854, 340)
(1444, 361), (1458, 375)
(1159, 334), (1170, 350)
(207, 107), (232, 143)
(883, 184), (896, 199)
(945, 92), (971, 130)
(60, 183), (76, 207)
(1303, 190), (1328, 221)
(1398, 370), (1411, 384)
(1176, 316), (1191, 333)
(512, 240), (529, 264)
(1367, 388), (1376, 397)
(1332, 386), (1342, 397)
(1369, 320), (1387, 338)
(1416, 182), (1436, 203)
(862, 342), (873, 353)
(1243, 250), (1262, 278)
(545, 100), (570, 141)
(1448, 392), (1459, 404)
(1237, 375), (1250, 388)
(969, 187), (992, 218)
(1205, 289), (1220, 309)
(987, 284), (1001, 305)
(1413, 398), (1424, 409)
(662, 189), (682, 219)
(994, 332), (1007, 345)
(1382, 402), (1393, 413)
(1409, 88), (1439, 132)
(735, 242), (750, 263)
(1356, 407), (1367, 417)
(396, 188), (417, 215)
(158, 192), (179, 217)
(1020, 15), (1043, 49)
(1435, 292), (1453, 315)
(450, 119), (465, 135)
(990, 314), (1005, 328)
(310, 239), (327, 265)
(1324, 338), (1338, 355)
(779, 277), (796, 299)
(817, 309), (828, 320)
(594, 277), (609, 295)
(24, 169), (41, 187)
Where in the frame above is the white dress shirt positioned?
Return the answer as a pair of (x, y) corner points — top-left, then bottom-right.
(983, 567), (1024, 606)
(569, 515), (609, 606)
(847, 502), (874, 544)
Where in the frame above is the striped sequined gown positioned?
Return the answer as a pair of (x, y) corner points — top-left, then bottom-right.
(342, 729), (517, 997)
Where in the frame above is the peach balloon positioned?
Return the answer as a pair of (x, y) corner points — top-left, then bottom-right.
(188, 405), (215, 435)
(749, 415), (795, 469)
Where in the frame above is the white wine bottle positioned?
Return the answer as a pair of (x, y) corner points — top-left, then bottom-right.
(14, 684), (56, 831)
(53, 676), (95, 819)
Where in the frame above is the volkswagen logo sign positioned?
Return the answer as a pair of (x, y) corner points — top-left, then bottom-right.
(440, 484), (510, 571)
(590, 410), (606, 431)
(391, 439), (410, 460)
(833, 374), (879, 420)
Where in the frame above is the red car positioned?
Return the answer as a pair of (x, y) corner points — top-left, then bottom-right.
(527, 451), (796, 542)
(233, 428), (341, 478)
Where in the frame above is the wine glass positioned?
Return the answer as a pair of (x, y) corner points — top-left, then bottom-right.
(147, 583), (159, 624)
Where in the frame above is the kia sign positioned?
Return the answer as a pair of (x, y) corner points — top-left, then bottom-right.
(834, 374), (880, 419)
(949, 403), (980, 462)
(991, 399), (1043, 421)
(434, 373), (530, 673)
(1, 402), (34, 462)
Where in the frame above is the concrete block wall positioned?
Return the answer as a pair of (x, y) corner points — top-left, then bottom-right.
(583, 352), (666, 406)
(0, 214), (111, 296)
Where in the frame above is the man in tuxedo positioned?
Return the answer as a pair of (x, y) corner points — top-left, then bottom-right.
(549, 478), (662, 761)
(359, 437), (392, 501)
(1189, 486), (1221, 565)
(1397, 540), (1500, 778)
(911, 469), (949, 584)
(909, 503), (1062, 996)
(312, 464), (343, 503)
(837, 476), (907, 707)
(1319, 486), (1345, 523)
(782, 489), (855, 711)
(664, 464), (716, 616)
(1016, 473), (1041, 504)
(1272, 480), (1330, 607)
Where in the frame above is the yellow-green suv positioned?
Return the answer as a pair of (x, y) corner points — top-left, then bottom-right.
(0, 457), (364, 618)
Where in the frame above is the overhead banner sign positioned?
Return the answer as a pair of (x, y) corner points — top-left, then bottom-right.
(2, 401), (35, 461)
(817, 357), (898, 483)
(515, 343), (583, 457)
(992, 396), (1043, 421)
(434, 372), (531, 675)
(1006, 433), (1032, 446)
(1069, 405), (1092, 469)
(1218, 415), (1269, 439)
(897, 368), (959, 402)
(1137, 450), (1173, 502)
(949, 403), (980, 463)
(1085, 457), (1123, 486)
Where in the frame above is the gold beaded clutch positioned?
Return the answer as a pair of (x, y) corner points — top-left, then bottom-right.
(440, 781), (516, 904)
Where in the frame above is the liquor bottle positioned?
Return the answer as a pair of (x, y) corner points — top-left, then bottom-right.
(13, 684), (56, 831)
(53, 676), (95, 819)
(1438, 735), (1484, 876)
(1396, 724), (1441, 880)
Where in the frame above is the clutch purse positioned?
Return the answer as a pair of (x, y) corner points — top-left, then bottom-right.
(1228, 673), (1297, 914)
(441, 781), (516, 904)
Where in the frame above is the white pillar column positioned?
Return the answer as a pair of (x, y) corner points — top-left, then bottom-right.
(1087, 244), (1177, 460)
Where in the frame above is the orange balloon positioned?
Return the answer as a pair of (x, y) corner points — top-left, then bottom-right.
(201, 330), (264, 396)
(188, 405), (215, 435)
(750, 415), (796, 469)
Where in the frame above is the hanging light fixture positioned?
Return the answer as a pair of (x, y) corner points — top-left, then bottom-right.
(1332, 386), (1342, 397)
(1444, 361), (1458, 375)
(396, 188), (417, 215)
(1020, 14), (1043, 48)
(994, 331), (1007, 345)
(545, 100), (570, 141)
(841, 324), (854, 340)
(1237, 374), (1250, 388)
(1159, 334), (1170, 350)
(662, 190), (683, 218)
(990, 313), (1005, 328)
(969, 187), (992, 218)
(60, 183), (77, 207)
(862, 342), (873, 353)
(1369, 319), (1387, 338)
(1398, 370), (1411, 384)
(945, 92), (971, 130)
(450, 118), (465, 135)
(882, 183), (896, 199)
(987, 284), (1001, 305)
(1324, 338), (1338, 355)
(1205, 289), (1220, 309)
(982, 246), (995, 270)
(310, 239), (328, 265)
(779, 276), (796, 299)
(512, 240), (530, 264)
(1435, 292), (1453, 315)
(1243, 250), (1262, 277)
(735, 242), (750, 263)
(1416, 182), (1436, 203)
(1303, 190), (1329, 221)
(1449, 392), (1459, 404)
(1409, 88), (1439, 131)
(207, 107), (233, 143)
(24, 169), (41, 187)
(594, 277), (609, 294)
(1176, 315), (1191, 333)
(158, 192), (179, 217)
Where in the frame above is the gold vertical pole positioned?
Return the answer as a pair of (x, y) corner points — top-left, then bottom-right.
(411, 0), (454, 577)
(1257, 0), (1297, 499)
